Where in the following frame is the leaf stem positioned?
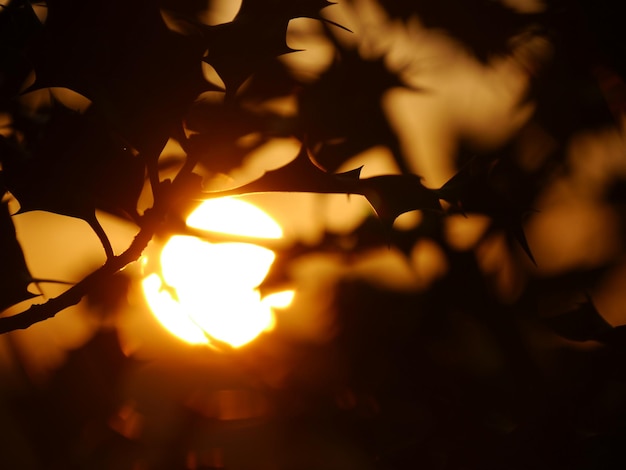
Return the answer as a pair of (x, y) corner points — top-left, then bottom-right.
(88, 214), (115, 260)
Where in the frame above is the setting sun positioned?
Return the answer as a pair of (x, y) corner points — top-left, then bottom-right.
(141, 198), (294, 347)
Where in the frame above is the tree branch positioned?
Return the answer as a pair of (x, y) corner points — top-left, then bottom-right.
(0, 216), (157, 334)
(0, 129), (209, 334)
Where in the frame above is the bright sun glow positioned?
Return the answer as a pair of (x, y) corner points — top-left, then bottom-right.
(142, 198), (294, 348)
(186, 197), (283, 239)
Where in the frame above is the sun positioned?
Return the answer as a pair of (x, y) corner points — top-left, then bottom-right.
(141, 198), (294, 348)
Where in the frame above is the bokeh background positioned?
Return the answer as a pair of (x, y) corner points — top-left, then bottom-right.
(1, 0), (626, 468)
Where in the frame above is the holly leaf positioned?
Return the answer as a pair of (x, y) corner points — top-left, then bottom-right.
(2, 100), (144, 219)
(437, 153), (537, 264)
(545, 294), (615, 343)
(201, 0), (343, 94)
(299, 49), (412, 172)
(0, 0), (42, 104)
(236, 58), (303, 104)
(207, 146), (442, 226)
(26, 0), (211, 155)
(359, 174), (442, 227)
(184, 100), (295, 175)
(201, 18), (296, 95)
(0, 200), (38, 312)
(205, 146), (354, 195)
(0, 99), (145, 256)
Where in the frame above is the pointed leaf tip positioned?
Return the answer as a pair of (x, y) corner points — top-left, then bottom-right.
(335, 166), (363, 181)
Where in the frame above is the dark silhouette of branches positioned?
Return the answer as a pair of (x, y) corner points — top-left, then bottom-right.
(1, 1), (626, 467)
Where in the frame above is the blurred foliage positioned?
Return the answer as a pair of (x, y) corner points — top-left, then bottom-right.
(1, 0), (626, 468)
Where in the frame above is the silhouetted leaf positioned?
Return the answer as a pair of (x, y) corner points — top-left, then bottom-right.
(26, 0), (211, 155)
(236, 59), (302, 104)
(0, 201), (38, 311)
(0, 99), (145, 256)
(437, 153), (537, 264)
(0, 0), (42, 104)
(1, 100), (144, 221)
(201, 21), (296, 95)
(206, 146), (354, 196)
(545, 294), (614, 342)
(300, 49), (411, 172)
(201, 0), (342, 93)
(209, 146), (441, 225)
(184, 100), (296, 175)
(361, 174), (442, 227)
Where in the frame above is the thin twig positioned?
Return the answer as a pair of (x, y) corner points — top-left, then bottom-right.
(0, 215), (157, 334)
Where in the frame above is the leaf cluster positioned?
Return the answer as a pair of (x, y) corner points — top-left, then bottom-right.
(0, 0), (623, 339)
